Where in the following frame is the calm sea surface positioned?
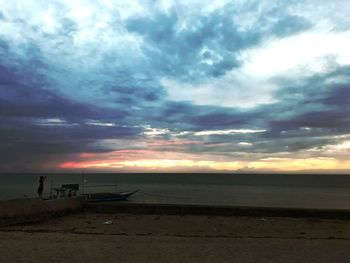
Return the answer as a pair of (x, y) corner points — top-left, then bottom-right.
(1, 173), (350, 209)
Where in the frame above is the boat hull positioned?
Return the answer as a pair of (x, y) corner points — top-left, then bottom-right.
(85, 190), (139, 202)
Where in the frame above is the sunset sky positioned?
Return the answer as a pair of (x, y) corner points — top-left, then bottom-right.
(0, 0), (349, 173)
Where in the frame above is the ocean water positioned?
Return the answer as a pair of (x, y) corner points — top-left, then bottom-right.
(1, 173), (350, 210)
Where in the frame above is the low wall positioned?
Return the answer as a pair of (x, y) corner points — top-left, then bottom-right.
(85, 202), (350, 220)
(0, 197), (85, 226)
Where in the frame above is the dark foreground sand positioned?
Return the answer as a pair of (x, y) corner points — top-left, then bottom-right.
(0, 212), (349, 263)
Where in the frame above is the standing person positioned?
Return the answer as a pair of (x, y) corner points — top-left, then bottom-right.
(37, 176), (46, 198)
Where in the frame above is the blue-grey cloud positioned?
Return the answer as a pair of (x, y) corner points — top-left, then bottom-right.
(136, 64), (350, 156)
(126, 1), (312, 81)
(0, 0), (349, 171)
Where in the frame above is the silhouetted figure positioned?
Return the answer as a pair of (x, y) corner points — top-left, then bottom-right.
(37, 176), (46, 198)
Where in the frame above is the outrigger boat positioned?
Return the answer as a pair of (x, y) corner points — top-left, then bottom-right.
(80, 171), (139, 202)
(48, 171), (139, 202)
(84, 190), (139, 202)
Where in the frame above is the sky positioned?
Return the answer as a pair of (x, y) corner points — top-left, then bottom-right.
(0, 0), (350, 173)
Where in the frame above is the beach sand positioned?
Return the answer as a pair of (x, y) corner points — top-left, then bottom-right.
(0, 212), (349, 262)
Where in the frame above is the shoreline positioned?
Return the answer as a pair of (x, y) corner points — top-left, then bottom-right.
(1, 197), (350, 228)
(86, 202), (350, 219)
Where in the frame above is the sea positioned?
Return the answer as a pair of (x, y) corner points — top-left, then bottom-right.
(1, 173), (350, 210)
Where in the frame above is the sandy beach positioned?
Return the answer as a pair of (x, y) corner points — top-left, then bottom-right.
(0, 212), (349, 263)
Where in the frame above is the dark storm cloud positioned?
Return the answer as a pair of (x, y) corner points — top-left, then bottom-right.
(134, 65), (350, 157)
(126, 1), (312, 80)
(251, 65), (350, 152)
(269, 66), (350, 133)
(0, 45), (124, 121)
(0, 82), (140, 142)
(137, 101), (259, 133)
(0, 43), (143, 171)
(189, 111), (254, 131)
(107, 82), (165, 105)
(0, 26), (164, 171)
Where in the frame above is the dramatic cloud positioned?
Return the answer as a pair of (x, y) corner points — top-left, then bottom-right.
(0, 0), (349, 172)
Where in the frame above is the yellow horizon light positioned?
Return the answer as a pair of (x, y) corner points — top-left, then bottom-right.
(58, 157), (350, 172)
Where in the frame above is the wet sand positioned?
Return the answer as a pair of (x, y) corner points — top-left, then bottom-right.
(0, 212), (350, 262)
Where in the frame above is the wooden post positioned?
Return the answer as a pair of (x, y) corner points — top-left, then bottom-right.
(49, 178), (53, 199)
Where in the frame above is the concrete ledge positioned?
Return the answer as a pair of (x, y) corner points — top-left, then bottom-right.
(0, 197), (85, 226)
(85, 202), (350, 220)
